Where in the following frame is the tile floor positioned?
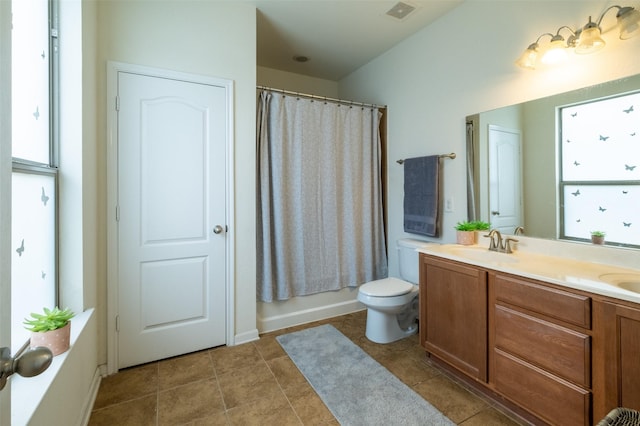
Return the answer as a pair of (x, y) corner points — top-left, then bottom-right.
(89, 311), (525, 425)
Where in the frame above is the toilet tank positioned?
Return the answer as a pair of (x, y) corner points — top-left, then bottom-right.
(397, 238), (429, 284)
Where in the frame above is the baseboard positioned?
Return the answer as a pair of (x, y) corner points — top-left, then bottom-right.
(77, 366), (103, 426)
(234, 329), (260, 345)
(258, 299), (365, 334)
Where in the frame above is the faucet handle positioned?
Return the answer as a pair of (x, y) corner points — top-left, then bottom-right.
(504, 238), (519, 254)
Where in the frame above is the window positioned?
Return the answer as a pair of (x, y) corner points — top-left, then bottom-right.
(11, 0), (58, 349)
(559, 91), (640, 248)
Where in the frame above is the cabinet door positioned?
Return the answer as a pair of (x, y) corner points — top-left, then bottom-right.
(420, 255), (487, 381)
(597, 302), (640, 418)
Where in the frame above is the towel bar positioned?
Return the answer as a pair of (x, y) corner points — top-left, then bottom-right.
(396, 153), (456, 164)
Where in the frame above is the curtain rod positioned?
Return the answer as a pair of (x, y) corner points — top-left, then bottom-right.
(257, 85), (386, 109)
(396, 153), (456, 164)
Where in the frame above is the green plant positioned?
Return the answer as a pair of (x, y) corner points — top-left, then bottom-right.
(591, 230), (606, 237)
(471, 220), (491, 231)
(454, 221), (475, 231)
(24, 307), (75, 332)
(454, 220), (490, 231)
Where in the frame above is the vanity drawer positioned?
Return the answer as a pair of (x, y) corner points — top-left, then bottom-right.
(495, 305), (591, 388)
(494, 274), (591, 329)
(494, 348), (591, 426)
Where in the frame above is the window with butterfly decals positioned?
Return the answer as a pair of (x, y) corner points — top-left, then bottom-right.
(11, 0), (58, 350)
(560, 90), (639, 248)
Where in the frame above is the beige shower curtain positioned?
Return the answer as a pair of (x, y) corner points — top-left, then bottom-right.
(257, 90), (388, 302)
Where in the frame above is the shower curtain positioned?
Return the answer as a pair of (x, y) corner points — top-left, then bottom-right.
(257, 90), (388, 302)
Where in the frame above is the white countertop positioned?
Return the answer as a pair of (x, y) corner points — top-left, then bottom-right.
(418, 243), (640, 304)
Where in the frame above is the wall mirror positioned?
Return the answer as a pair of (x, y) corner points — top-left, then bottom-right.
(466, 73), (640, 249)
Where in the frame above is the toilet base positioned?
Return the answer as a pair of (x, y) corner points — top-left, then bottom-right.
(364, 307), (418, 344)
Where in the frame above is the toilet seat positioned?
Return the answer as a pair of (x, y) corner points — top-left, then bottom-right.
(359, 277), (414, 297)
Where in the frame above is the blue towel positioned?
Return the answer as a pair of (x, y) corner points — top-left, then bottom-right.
(403, 155), (440, 237)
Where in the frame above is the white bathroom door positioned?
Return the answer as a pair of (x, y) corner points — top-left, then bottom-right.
(488, 125), (523, 234)
(116, 70), (228, 368)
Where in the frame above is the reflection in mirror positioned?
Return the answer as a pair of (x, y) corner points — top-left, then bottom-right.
(466, 74), (640, 249)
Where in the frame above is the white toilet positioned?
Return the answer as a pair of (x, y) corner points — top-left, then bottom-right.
(357, 238), (429, 344)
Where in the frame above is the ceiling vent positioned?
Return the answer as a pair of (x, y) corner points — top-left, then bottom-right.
(386, 2), (416, 20)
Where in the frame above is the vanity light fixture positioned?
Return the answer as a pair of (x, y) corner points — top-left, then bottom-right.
(604, 5), (640, 39)
(514, 34), (551, 69)
(516, 4), (640, 69)
(540, 26), (577, 65)
(574, 16), (607, 54)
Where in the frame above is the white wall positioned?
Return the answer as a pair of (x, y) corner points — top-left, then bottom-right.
(96, 1), (258, 361)
(339, 0), (640, 277)
(257, 66), (339, 97)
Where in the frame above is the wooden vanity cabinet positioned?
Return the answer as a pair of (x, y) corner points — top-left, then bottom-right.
(490, 273), (592, 426)
(593, 301), (640, 420)
(419, 254), (487, 382)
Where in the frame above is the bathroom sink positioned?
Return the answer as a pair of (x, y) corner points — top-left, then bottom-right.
(448, 246), (519, 264)
(599, 273), (640, 293)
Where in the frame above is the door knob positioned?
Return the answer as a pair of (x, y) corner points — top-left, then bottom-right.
(491, 211), (500, 216)
(213, 225), (224, 234)
(0, 346), (53, 391)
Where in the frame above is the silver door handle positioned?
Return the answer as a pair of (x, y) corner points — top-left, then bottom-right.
(0, 346), (53, 391)
(213, 225), (224, 234)
(491, 211), (500, 216)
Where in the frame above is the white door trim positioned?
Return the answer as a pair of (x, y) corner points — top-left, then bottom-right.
(106, 61), (235, 375)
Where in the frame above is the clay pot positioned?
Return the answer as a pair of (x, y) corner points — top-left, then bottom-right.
(30, 322), (71, 356)
(456, 230), (476, 245)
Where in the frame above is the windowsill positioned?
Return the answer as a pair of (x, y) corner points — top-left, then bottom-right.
(11, 308), (94, 425)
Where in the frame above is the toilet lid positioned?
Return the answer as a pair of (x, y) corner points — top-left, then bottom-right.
(359, 278), (415, 297)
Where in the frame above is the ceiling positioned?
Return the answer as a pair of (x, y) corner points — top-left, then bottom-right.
(253, 0), (464, 81)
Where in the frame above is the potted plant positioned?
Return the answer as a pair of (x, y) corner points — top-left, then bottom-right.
(591, 231), (606, 245)
(24, 307), (75, 356)
(454, 220), (490, 245)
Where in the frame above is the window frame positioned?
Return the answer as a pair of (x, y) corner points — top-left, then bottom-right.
(557, 90), (640, 249)
(11, 0), (60, 350)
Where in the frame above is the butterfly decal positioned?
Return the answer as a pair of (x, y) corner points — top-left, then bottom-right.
(571, 189), (580, 196)
(574, 160), (580, 166)
(571, 112), (578, 117)
(623, 190), (629, 194)
(623, 105), (634, 114)
(566, 139), (571, 143)
(41, 187), (49, 206)
(42, 271), (46, 279)
(632, 132), (637, 136)
(576, 219), (581, 223)
(599, 135), (609, 141)
(16, 239), (24, 256)
(623, 222), (632, 227)
(599, 206), (607, 212)
(41, 51), (45, 60)
(33, 106), (40, 120)
(625, 164), (637, 171)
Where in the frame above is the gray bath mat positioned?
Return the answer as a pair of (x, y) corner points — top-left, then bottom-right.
(276, 324), (454, 425)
